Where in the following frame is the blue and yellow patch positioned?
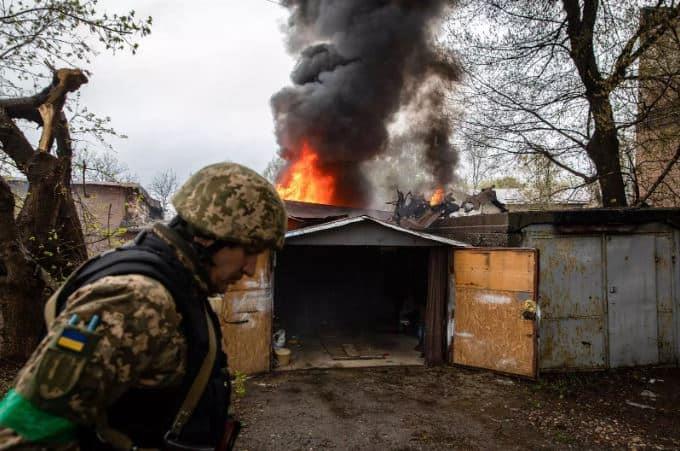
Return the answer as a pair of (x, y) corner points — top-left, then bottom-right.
(56, 328), (88, 353)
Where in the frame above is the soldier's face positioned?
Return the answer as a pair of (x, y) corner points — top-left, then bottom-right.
(208, 245), (259, 293)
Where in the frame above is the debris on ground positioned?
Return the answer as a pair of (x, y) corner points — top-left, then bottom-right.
(234, 366), (680, 450)
(640, 390), (658, 399)
(625, 400), (655, 410)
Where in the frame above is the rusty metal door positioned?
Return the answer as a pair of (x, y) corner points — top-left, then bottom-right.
(452, 248), (538, 378)
(220, 251), (273, 374)
(606, 235), (659, 367)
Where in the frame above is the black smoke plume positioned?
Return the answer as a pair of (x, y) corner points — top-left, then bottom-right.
(272, 0), (459, 207)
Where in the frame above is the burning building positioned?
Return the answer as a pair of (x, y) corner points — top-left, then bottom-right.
(218, 1), (469, 372)
(218, 203), (680, 378)
(215, 2), (680, 379)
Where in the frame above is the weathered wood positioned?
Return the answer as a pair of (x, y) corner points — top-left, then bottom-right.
(452, 249), (538, 378)
(453, 249), (535, 292)
(220, 251), (273, 374)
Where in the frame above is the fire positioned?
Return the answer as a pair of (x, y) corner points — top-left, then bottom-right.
(276, 142), (336, 204)
(430, 187), (444, 206)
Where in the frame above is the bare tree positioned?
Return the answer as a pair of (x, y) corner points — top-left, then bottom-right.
(74, 149), (137, 183)
(150, 169), (179, 214)
(460, 136), (508, 192)
(447, 0), (680, 207)
(0, 1), (151, 359)
(262, 155), (286, 184)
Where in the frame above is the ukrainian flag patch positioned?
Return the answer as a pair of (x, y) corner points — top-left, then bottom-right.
(56, 328), (88, 353)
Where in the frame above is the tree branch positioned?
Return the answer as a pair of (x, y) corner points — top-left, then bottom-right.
(37, 68), (87, 153)
(563, 0), (603, 93)
(522, 138), (596, 183)
(466, 68), (588, 149)
(0, 6), (141, 36)
(0, 68), (88, 127)
(0, 67), (87, 169)
(606, 5), (680, 91)
(0, 107), (35, 170)
(55, 112), (72, 158)
(0, 85), (51, 123)
(636, 142), (680, 206)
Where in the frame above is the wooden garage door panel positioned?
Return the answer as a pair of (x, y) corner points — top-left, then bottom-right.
(221, 251), (272, 375)
(221, 306), (271, 375)
(454, 250), (535, 292)
(452, 249), (538, 378)
(453, 287), (535, 376)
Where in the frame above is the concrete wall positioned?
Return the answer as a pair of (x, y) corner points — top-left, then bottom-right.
(73, 185), (128, 255)
(73, 184), (163, 256)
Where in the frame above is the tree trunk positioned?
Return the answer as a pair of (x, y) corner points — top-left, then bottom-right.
(562, 0), (629, 207)
(17, 152), (87, 280)
(586, 97), (628, 207)
(0, 69), (88, 359)
(0, 178), (47, 358)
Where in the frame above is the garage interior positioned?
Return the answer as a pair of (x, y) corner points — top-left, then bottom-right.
(272, 217), (462, 370)
(275, 245), (428, 369)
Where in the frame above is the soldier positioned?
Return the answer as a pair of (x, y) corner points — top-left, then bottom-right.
(0, 163), (287, 450)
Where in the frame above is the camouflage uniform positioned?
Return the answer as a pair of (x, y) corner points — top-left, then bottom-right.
(0, 162), (287, 450)
(0, 225), (200, 450)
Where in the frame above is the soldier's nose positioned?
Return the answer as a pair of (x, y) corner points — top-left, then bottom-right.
(243, 255), (257, 277)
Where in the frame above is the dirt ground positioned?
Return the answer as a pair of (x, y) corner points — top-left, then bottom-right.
(233, 366), (680, 450)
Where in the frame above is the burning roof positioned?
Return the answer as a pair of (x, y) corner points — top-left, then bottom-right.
(284, 199), (392, 230)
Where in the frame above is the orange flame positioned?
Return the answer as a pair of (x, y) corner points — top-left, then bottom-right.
(276, 142), (336, 205)
(430, 187), (444, 206)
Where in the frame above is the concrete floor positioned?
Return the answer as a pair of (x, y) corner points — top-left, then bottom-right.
(275, 332), (424, 370)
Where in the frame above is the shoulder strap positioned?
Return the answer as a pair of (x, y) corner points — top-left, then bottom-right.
(167, 307), (218, 438)
(44, 258), (92, 328)
(96, 308), (218, 450)
(50, 247), (187, 323)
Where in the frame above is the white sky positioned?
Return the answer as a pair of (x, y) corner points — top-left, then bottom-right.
(81, 0), (294, 185)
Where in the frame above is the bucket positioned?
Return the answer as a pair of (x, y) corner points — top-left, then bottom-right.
(275, 347), (291, 366)
(273, 329), (286, 348)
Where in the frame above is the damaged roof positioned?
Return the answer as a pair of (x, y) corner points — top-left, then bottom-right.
(284, 200), (392, 222)
(285, 215), (470, 247)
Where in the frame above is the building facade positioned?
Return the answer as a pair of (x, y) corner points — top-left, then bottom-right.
(8, 178), (163, 256)
(637, 7), (680, 206)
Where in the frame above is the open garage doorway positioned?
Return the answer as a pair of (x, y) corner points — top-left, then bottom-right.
(271, 216), (466, 370)
(275, 246), (429, 369)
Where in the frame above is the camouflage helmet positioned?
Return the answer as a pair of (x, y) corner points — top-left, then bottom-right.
(172, 162), (287, 250)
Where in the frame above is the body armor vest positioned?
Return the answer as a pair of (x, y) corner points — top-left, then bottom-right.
(53, 229), (230, 449)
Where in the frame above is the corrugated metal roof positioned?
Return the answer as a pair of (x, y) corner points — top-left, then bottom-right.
(285, 215), (470, 247)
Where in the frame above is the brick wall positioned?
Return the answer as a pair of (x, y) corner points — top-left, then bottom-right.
(637, 7), (680, 206)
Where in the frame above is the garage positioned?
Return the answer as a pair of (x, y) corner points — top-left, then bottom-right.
(272, 216), (467, 370)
